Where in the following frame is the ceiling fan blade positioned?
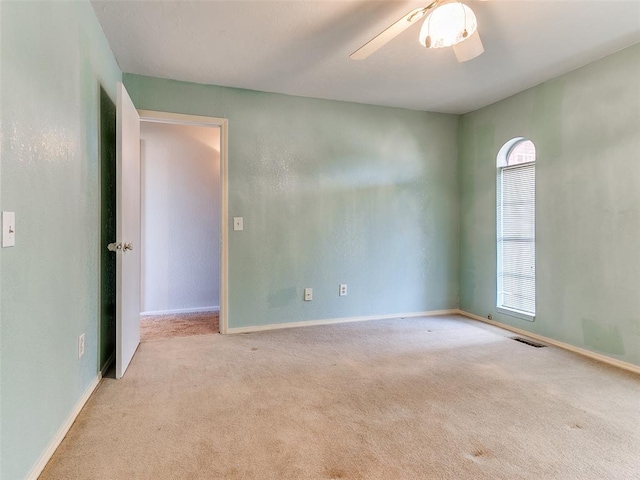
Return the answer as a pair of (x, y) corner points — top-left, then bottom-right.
(350, 3), (439, 60)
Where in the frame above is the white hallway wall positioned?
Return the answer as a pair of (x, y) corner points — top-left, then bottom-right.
(140, 122), (221, 314)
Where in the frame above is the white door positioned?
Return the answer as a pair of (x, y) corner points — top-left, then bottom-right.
(115, 82), (141, 379)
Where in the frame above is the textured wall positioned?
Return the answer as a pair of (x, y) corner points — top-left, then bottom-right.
(0, 2), (121, 478)
(459, 44), (640, 366)
(140, 122), (221, 313)
(124, 75), (460, 329)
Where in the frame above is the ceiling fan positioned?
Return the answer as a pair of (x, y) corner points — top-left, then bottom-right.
(350, 0), (485, 63)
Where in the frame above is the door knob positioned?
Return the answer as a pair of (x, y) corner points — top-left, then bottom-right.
(123, 242), (134, 251)
(107, 242), (122, 252)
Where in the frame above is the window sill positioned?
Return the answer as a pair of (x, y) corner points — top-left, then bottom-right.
(497, 307), (535, 322)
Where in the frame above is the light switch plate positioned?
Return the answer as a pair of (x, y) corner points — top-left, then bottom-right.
(304, 288), (313, 301)
(2, 212), (15, 247)
(233, 217), (244, 231)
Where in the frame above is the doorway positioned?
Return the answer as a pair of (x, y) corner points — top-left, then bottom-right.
(139, 121), (221, 340)
(102, 96), (230, 378)
(137, 110), (229, 339)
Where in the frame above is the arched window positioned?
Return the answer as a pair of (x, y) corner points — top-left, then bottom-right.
(496, 138), (535, 320)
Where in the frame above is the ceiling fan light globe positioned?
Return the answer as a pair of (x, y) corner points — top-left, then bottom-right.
(419, 3), (478, 49)
(453, 30), (484, 62)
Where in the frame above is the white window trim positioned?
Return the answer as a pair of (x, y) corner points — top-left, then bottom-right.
(497, 306), (535, 322)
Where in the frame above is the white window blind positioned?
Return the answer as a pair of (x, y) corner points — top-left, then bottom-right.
(497, 162), (535, 315)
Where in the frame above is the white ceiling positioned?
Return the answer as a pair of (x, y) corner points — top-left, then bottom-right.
(91, 0), (640, 114)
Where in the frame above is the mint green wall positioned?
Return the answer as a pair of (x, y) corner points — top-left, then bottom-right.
(459, 44), (640, 367)
(123, 75), (460, 329)
(0, 2), (121, 478)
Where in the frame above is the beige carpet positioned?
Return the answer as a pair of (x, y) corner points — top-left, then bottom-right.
(40, 315), (640, 479)
(140, 311), (219, 340)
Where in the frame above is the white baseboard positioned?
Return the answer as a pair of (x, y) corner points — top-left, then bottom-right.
(26, 374), (102, 480)
(226, 309), (458, 334)
(140, 306), (219, 316)
(457, 309), (640, 375)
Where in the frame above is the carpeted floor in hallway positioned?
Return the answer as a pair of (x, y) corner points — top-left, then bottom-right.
(140, 311), (219, 340)
(40, 315), (640, 479)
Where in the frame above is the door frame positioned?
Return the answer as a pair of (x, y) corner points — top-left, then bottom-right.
(138, 109), (229, 334)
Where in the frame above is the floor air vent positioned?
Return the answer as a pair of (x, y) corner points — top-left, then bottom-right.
(512, 337), (547, 348)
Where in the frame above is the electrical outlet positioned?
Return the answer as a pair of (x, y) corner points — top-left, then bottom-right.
(304, 288), (313, 301)
(78, 333), (85, 359)
(339, 284), (347, 296)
